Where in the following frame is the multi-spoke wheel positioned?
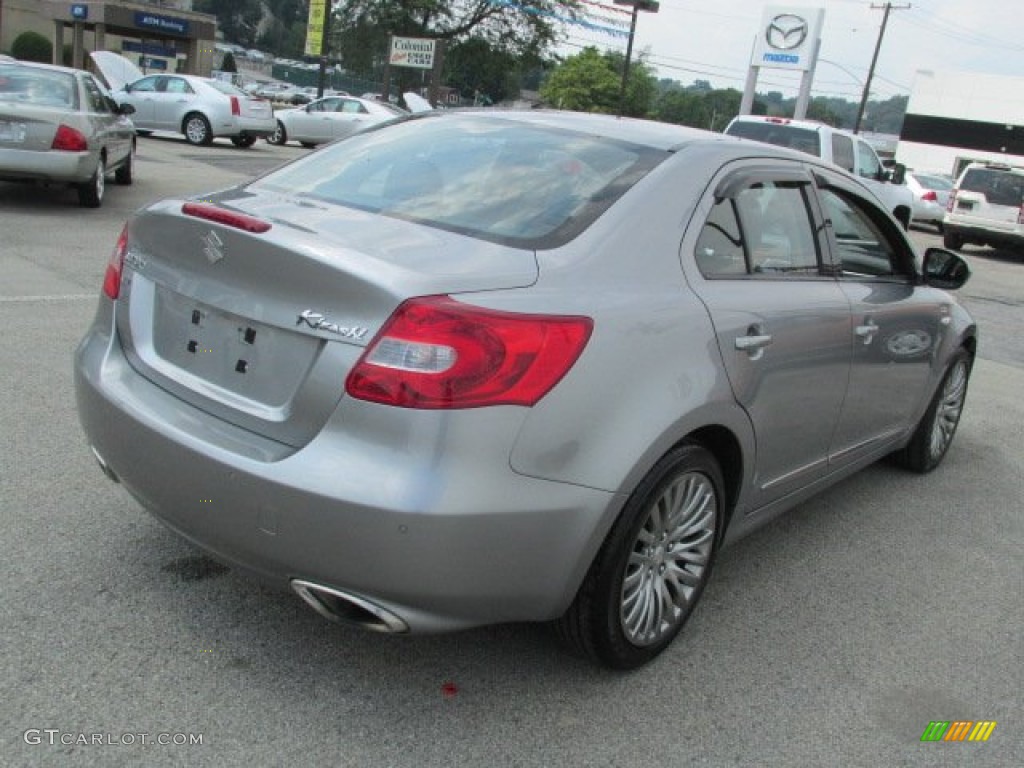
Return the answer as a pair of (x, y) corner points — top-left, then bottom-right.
(183, 113), (212, 146)
(556, 443), (723, 669)
(894, 349), (971, 473)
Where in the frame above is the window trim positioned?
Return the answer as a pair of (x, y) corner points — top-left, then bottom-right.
(696, 163), (833, 281)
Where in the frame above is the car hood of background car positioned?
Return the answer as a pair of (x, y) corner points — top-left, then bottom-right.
(90, 51), (145, 91)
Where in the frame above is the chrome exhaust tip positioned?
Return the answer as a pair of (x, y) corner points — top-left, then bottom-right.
(290, 579), (409, 634)
(90, 446), (120, 484)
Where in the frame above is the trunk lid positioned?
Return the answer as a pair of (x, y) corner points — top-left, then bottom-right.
(117, 190), (538, 447)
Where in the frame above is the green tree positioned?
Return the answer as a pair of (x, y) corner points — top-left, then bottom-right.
(601, 50), (656, 117)
(332, 0), (572, 93)
(194, 0), (262, 47)
(444, 37), (520, 104)
(540, 47), (619, 113)
(12, 31), (52, 63)
(221, 51), (238, 73)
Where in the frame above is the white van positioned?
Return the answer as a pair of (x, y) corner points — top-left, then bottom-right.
(725, 115), (914, 229)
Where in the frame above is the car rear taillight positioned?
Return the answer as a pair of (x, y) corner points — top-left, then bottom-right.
(947, 190), (958, 213)
(182, 202), (272, 233)
(230, 96), (240, 116)
(103, 225), (128, 300)
(922, 190), (937, 202)
(51, 124), (88, 151)
(346, 296), (593, 409)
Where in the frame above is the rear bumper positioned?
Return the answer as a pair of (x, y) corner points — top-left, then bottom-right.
(213, 116), (276, 138)
(74, 298), (619, 632)
(943, 221), (1024, 249)
(0, 147), (97, 183)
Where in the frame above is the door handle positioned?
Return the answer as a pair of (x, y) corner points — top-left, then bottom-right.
(854, 318), (879, 345)
(735, 327), (773, 360)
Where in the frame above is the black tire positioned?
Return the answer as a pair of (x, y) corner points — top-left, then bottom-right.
(943, 231), (965, 250)
(299, 141), (317, 149)
(893, 349), (971, 473)
(555, 443), (724, 669)
(230, 135), (257, 148)
(267, 121), (287, 145)
(114, 141), (134, 185)
(183, 113), (212, 146)
(77, 155), (105, 208)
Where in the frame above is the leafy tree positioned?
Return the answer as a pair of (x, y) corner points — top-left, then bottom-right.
(540, 47), (619, 113)
(332, 0), (573, 93)
(12, 31), (52, 63)
(194, 0), (262, 47)
(221, 51), (238, 73)
(444, 37), (520, 104)
(601, 50), (656, 117)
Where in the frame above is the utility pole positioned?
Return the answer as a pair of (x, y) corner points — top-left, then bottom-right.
(614, 1), (659, 118)
(854, 2), (910, 134)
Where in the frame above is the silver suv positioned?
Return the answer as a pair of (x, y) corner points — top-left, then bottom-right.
(943, 163), (1024, 253)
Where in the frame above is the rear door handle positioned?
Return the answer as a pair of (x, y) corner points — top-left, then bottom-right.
(735, 327), (773, 360)
(854, 318), (879, 345)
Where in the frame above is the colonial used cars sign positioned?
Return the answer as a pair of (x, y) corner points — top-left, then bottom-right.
(389, 37), (437, 70)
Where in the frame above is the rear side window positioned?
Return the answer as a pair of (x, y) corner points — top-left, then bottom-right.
(696, 182), (820, 277)
(960, 168), (1024, 207)
(725, 121), (822, 157)
(856, 141), (882, 179)
(255, 115), (665, 247)
(831, 134), (855, 173)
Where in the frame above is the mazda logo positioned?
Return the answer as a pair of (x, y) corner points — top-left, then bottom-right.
(766, 14), (808, 51)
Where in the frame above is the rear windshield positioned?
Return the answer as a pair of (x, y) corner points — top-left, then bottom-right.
(252, 114), (666, 247)
(725, 121), (822, 158)
(207, 79), (247, 97)
(960, 168), (1023, 207)
(0, 65), (78, 109)
(914, 174), (952, 191)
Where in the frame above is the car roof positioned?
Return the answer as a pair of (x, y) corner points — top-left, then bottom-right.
(443, 109), (722, 152)
(0, 59), (85, 78)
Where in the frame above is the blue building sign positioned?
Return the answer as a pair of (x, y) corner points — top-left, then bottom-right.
(133, 12), (190, 37)
(123, 41), (178, 59)
(70, 4), (88, 20)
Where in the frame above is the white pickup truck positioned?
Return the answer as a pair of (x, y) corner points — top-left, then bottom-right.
(724, 115), (914, 230)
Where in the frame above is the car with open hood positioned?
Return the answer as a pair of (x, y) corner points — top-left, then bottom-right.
(90, 51), (274, 147)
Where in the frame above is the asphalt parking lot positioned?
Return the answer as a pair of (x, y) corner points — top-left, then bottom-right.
(2, 134), (1021, 767)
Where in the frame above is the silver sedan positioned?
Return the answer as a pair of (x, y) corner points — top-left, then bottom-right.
(75, 110), (976, 669)
(268, 95), (405, 147)
(90, 52), (275, 147)
(0, 59), (135, 207)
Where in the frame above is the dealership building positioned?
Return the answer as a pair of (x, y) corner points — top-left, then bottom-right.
(0, 0), (216, 76)
(897, 70), (1024, 178)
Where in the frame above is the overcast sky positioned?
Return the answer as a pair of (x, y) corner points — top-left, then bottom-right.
(562, 0), (1024, 101)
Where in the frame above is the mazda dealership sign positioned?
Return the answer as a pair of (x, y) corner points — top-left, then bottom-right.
(751, 6), (824, 71)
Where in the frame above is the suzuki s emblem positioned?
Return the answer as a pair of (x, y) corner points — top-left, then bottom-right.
(766, 14), (808, 50)
(201, 230), (224, 264)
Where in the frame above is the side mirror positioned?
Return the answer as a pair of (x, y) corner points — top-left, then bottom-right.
(922, 247), (970, 290)
(890, 163), (906, 185)
(117, 102), (135, 116)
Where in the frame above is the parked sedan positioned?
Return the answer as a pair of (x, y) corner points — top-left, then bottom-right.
(75, 110), (976, 669)
(90, 52), (275, 147)
(0, 59), (135, 207)
(268, 95), (405, 147)
(907, 171), (953, 231)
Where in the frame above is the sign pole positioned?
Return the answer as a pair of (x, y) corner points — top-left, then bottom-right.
(381, 37), (392, 103)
